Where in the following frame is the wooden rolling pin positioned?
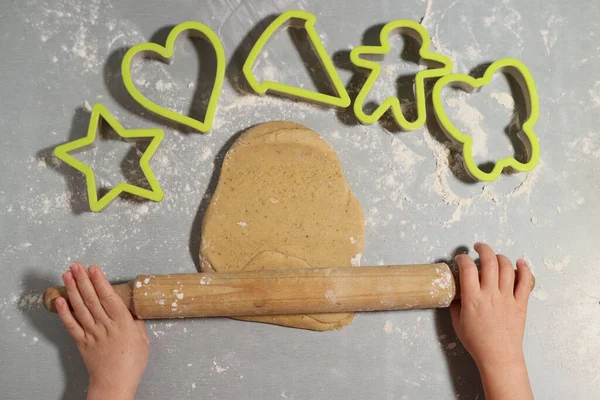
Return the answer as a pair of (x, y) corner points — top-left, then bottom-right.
(43, 263), (531, 319)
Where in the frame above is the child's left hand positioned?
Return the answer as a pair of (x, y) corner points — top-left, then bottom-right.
(55, 263), (149, 400)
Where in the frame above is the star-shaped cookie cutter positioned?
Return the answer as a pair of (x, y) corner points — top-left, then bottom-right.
(121, 21), (226, 133)
(432, 58), (540, 182)
(242, 10), (351, 108)
(54, 103), (165, 212)
(349, 20), (453, 131)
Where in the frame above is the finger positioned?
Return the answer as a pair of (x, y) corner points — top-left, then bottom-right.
(515, 259), (534, 304)
(497, 254), (515, 294)
(449, 301), (462, 337)
(56, 297), (85, 342)
(88, 265), (129, 320)
(474, 242), (499, 290)
(62, 269), (95, 330)
(455, 254), (480, 300)
(70, 262), (110, 324)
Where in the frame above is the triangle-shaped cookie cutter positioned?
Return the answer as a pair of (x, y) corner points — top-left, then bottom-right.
(242, 10), (351, 108)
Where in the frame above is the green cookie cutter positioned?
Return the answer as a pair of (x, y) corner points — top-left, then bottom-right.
(349, 20), (453, 131)
(242, 10), (350, 108)
(54, 103), (165, 212)
(121, 21), (225, 133)
(432, 58), (540, 182)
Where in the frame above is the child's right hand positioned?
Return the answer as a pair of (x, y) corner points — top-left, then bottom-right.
(450, 242), (534, 400)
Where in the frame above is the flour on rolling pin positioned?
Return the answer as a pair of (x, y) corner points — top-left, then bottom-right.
(430, 266), (455, 307)
(128, 264), (458, 319)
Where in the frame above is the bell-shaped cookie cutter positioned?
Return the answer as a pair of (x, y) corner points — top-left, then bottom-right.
(432, 58), (540, 182)
(121, 21), (226, 133)
(349, 20), (453, 131)
(242, 10), (351, 108)
(54, 103), (165, 212)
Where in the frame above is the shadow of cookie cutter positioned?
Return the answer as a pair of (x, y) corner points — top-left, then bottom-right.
(432, 58), (540, 182)
(349, 20), (453, 131)
(242, 10), (351, 108)
(54, 103), (165, 212)
(121, 21), (226, 133)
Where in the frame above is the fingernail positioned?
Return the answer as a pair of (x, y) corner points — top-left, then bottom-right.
(62, 271), (72, 281)
(70, 262), (79, 272)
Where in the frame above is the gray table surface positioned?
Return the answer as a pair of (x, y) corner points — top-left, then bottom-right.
(1, 0), (599, 399)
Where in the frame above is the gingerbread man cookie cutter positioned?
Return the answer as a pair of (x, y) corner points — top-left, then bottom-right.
(121, 21), (226, 133)
(242, 10), (351, 108)
(432, 58), (540, 182)
(349, 20), (453, 131)
(54, 103), (164, 212)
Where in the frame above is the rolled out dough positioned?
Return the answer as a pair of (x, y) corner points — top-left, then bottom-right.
(199, 121), (365, 331)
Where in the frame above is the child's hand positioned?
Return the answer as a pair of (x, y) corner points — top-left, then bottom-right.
(450, 243), (534, 400)
(55, 263), (149, 400)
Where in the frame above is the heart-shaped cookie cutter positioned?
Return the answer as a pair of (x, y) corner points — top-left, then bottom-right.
(121, 21), (226, 133)
(54, 103), (165, 212)
(432, 58), (540, 182)
(349, 20), (453, 131)
(242, 10), (351, 108)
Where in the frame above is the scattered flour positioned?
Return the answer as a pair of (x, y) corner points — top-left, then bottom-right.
(506, 158), (543, 203)
(391, 137), (425, 172)
(589, 81), (600, 108)
(200, 148), (213, 162)
(384, 320), (393, 334)
(155, 80), (175, 91)
(446, 95), (488, 158)
(543, 255), (571, 272)
(540, 30), (557, 55)
(490, 92), (515, 109)
(532, 289), (548, 300)
(15, 293), (43, 310)
(138, 204), (149, 216)
(213, 358), (228, 373)
(441, 200), (471, 228)
(465, 44), (481, 60)
(483, 15), (496, 27)
(420, 0), (434, 29)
